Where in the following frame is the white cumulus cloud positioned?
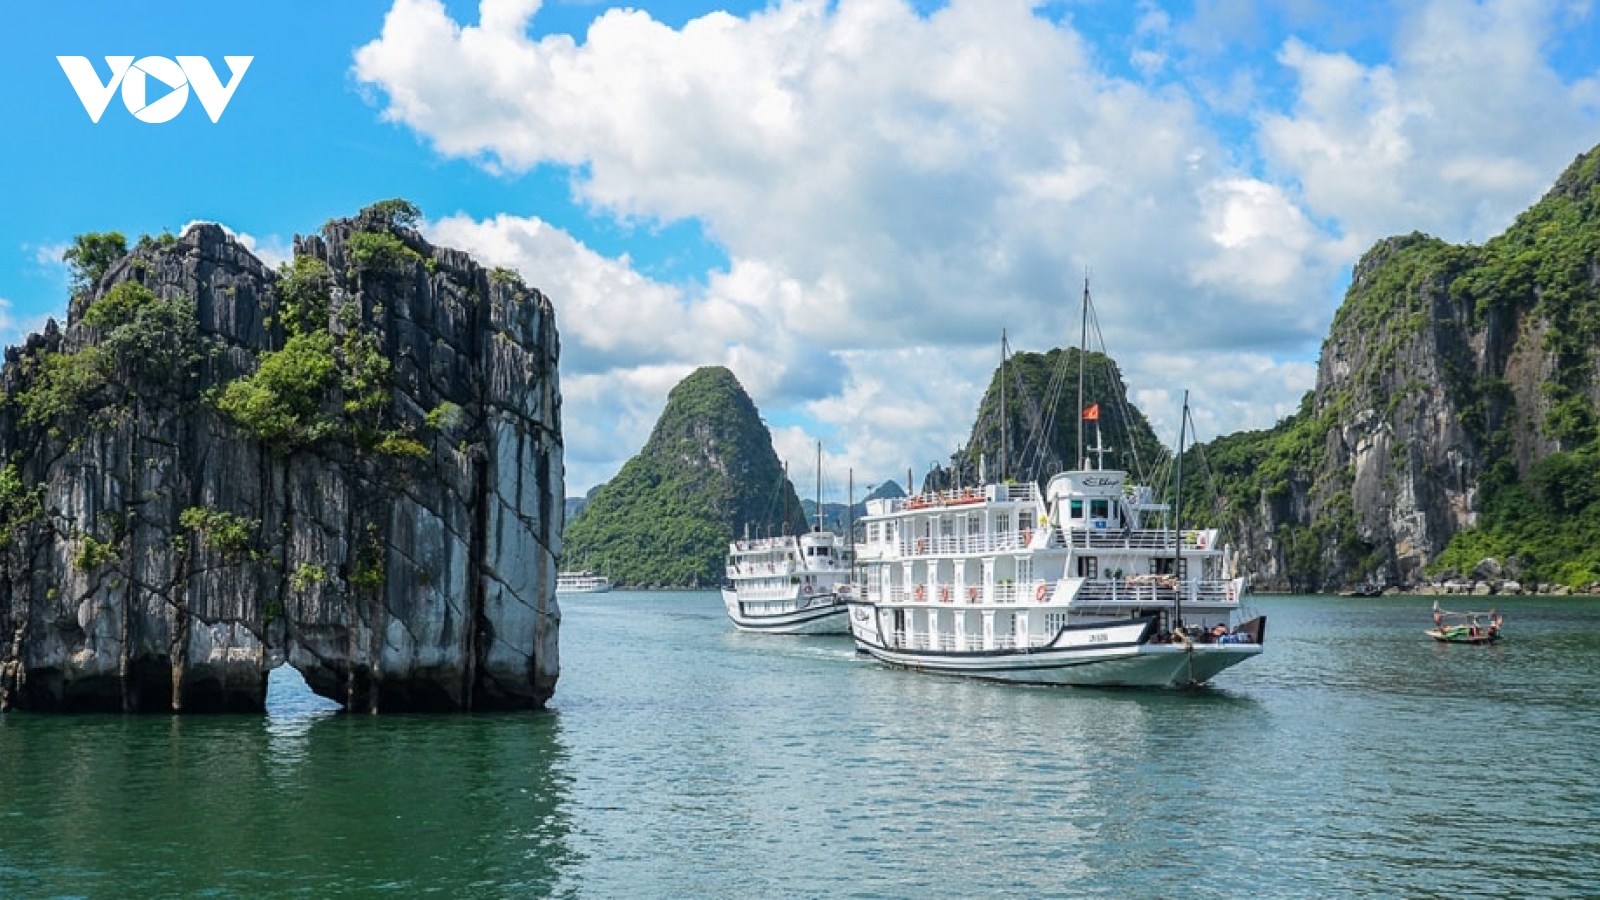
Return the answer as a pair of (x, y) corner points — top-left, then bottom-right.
(355, 0), (1599, 493)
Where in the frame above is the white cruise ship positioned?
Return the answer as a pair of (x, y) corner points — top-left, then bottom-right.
(846, 283), (1262, 687)
(846, 468), (1263, 687)
(555, 571), (611, 594)
(722, 530), (853, 634)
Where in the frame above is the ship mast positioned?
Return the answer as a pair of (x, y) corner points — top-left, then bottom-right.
(1173, 390), (1189, 631)
(1076, 279), (1089, 470)
(814, 441), (823, 533)
(999, 329), (1007, 483)
(847, 467), (856, 589)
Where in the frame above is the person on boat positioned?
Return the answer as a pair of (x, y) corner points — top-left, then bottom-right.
(1210, 623), (1227, 641)
(1432, 607), (1444, 630)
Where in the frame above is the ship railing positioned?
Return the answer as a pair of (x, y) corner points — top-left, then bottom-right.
(878, 482), (1042, 514)
(731, 537), (797, 552)
(727, 562), (796, 577)
(877, 581), (1053, 605)
(893, 531), (1038, 557)
(1062, 528), (1219, 552)
(1070, 578), (1240, 605)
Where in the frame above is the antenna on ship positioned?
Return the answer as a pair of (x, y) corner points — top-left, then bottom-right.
(999, 329), (1008, 483)
(1076, 277), (1090, 470)
(783, 460), (791, 536)
(1173, 389), (1189, 632)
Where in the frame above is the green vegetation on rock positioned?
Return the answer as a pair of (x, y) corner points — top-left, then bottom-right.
(949, 347), (1164, 486)
(15, 279), (206, 437)
(1188, 143), (1600, 590)
(62, 232), (127, 293)
(562, 366), (806, 587)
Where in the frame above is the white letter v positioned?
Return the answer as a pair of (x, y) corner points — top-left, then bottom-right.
(57, 56), (134, 123)
(177, 56), (253, 123)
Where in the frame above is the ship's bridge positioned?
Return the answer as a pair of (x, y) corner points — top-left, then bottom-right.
(1046, 469), (1167, 533)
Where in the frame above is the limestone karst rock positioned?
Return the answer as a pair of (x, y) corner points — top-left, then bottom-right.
(0, 204), (562, 712)
(562, 366), (805, 588)
(1192, 145), (1600, 591)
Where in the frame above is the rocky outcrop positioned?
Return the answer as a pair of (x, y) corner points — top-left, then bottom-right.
(1208, 145), (1600, 591)
(562, 366), (804, 587)
(0, 204), (562, 712)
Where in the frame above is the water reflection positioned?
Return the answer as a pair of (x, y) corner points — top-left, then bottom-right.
(0, 679), (579, 897)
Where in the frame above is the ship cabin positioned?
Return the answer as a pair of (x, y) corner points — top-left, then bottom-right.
(1046, 469), (1241, 610)
(726, 530), (851, 600)
(855, 481), (1050, 606)
(851, 471), (1244, 641)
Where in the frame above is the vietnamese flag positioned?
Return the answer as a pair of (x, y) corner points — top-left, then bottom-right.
(1083, 403), (1100, 421)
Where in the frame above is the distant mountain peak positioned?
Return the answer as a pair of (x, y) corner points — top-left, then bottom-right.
(562, 367), (805, 587)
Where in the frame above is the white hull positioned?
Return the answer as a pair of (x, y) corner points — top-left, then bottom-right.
(556, 571), (611, 594)
(723, 589), (850, 634)
(848, 603), (1262, 687)
(555, 584), (611, 595)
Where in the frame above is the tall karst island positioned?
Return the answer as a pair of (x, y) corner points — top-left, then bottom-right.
(1196, 145), (1600, 592)
(0, 201), (563, 713)
(563, 366), (806, 588)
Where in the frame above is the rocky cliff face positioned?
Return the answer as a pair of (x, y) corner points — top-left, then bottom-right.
(562, 366), (805, 587)
(0, 204), (562, 712)
(1205, 145), (1600, 591)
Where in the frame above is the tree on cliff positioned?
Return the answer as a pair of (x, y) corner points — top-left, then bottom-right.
(562, 366), (806, 588)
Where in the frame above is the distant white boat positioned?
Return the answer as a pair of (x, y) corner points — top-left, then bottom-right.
(722, 531), (852, 634)
(556, 571), (612, 594)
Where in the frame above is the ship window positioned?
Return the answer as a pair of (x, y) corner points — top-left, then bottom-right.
(1090, 499), (1110, 519)
(1150, 558), (1189, 578)
(1070, 500), (1084, 519)
(1077, 556), (1099, 578)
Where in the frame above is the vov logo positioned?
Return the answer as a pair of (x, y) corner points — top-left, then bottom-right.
(57, 56), (253, 123)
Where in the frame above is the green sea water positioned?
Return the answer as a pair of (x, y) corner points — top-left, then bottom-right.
(3, 593), (1598, 898)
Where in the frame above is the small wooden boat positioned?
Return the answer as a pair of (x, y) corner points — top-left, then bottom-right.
(1426, 602), (1502, 644)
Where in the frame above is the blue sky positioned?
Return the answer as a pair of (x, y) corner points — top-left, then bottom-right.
(3, 1), (1598, 496)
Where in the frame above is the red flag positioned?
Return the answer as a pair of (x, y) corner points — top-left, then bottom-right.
(1083, 403), (1100, 421)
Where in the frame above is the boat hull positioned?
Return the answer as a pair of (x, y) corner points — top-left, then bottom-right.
(1426, 628), (1500, 644)
(723, 590), (850, 635)
(848, 605), (1263, 687)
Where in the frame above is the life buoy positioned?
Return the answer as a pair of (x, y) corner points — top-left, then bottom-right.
(967, 586), (979, 602)
(940, 586), (951, 603)
(1225, 584), (1236, 603)
(1035, 583), (1048, 603)
(914, 585), (926, 601)
(1197, 534), (1208, 550)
